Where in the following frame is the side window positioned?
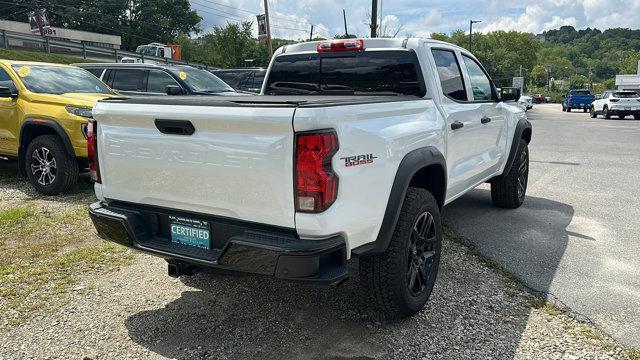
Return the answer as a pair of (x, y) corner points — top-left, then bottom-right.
(431, 49), (467, 101)
(85, 68), (104, 79)
(253, 71), (265, 90)
(0, 68), (17, 93)
(147, 70), (179, 93)
(111, 69), (145, 92)
(462, 55), (495, 101)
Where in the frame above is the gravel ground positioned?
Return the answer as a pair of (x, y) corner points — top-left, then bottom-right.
(0, 160), (634, 360)
(0, 237), (632, 359)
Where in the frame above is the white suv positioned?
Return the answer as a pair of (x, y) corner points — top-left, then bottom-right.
(590, 90), (640, 119)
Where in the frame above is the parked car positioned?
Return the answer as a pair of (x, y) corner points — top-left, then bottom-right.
(590, 90), (640, 119)
(518, 95), (533, 111)
(0, 60), (117, 194)
(562, 89), (594, 112)
(211, 68), (267, 93)
(532, 93), (548, 104)
(88, 38), (531, 318)
(75, 63), (240, 96)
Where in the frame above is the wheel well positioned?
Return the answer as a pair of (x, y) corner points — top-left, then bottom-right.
(408, 164), (446, 209)
(20, 124), (59, 152)
(18, 124), (64, 176)
(521, 127), (531, 144)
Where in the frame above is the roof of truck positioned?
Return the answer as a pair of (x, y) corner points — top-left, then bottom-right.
(278, 37), (466, 55)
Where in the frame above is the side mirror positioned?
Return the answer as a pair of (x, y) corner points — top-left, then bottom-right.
(500, 87), (520, 102)
(0, 86), (17, 99)
(165, 85), (184, 96)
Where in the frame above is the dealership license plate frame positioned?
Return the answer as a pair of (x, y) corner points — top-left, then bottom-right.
(169, 216), (211, 250)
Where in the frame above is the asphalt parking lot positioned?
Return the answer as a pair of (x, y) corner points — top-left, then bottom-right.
(446, 103), (640, 348)
(0, 103), (638, 359)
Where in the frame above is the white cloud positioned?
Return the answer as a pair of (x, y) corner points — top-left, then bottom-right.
(478, 0), (640, 34)
(192, 0), (640, 41)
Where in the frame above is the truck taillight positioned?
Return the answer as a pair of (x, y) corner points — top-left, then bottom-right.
(87, 119), (101, 183)
(295, 131), (339, 213)
(317, 39), (364, 52)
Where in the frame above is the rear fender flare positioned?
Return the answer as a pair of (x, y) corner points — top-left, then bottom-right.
(352, 147), (446, 256)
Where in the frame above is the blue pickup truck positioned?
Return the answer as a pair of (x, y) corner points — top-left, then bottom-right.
(562, 89), (594, 112)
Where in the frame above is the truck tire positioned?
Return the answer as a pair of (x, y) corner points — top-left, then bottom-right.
(583, 108), (588, 113)
(589, 106), (597, 118)
(491, 139), (529, 209)
(635, 113), (640, 120)
(25, 135), (79, 195)
(359, 188), (442, 318)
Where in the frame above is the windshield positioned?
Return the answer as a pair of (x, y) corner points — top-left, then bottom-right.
(614, 91), (638, 98)
(170, 68), (234, 93)
(136, 45), (158, 56)
(12, 65), (113, 95)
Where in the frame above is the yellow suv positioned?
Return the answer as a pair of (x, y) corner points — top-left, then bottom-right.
(0, 60), (116, 194)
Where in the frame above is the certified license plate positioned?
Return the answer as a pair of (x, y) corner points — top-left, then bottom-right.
(170, 216), (210, 249)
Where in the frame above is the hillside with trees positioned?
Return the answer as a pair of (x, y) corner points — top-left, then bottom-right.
(432, 26), (640, 97)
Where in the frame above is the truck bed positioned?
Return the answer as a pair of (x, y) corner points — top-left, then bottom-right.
(99, 95), (420, 108)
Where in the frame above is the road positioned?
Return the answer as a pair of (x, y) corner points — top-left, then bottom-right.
(445, 103), (640, 348)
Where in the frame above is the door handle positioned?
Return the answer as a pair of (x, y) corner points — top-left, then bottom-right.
(155, 119), (195, 135)
(450, 121), (464, 130)
(481, 116), (492, 124)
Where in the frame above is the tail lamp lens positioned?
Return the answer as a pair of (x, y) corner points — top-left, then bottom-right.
(295, 131), (339, 213)
(87, 119), (101, 183)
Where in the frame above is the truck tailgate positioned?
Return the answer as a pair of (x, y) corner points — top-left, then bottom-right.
(92, 101), (296, 228)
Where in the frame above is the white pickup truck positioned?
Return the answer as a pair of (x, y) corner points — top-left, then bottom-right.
(88, 38), (531, 318)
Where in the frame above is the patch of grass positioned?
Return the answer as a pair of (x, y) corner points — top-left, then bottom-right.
(0, 48), (88, 65)
(624, 347), (640, 360)
(577, 325), (605, 341)
(0, 206), (34, 226)
(0, 192), (135, 325)
(443, 225), (459, 242)
(524, 294), (562, 317)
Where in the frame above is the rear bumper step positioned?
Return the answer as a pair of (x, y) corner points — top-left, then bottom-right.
(89, 201), (348, 285)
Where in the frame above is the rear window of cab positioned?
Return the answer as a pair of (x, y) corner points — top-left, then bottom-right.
(264, 50), (426, 97)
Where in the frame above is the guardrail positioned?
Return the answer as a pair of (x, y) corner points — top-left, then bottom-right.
(0, 29), (213, 69)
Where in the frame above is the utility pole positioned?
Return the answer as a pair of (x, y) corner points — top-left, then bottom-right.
(469, 20), (481, 50)
(588, 66), (593, 90)
(519, 65), (523, 77)
(309, 25), (314, 41)
(371, 0), (378, 38)
(263, 0), (272, 58)
(343, 9), (349, 37)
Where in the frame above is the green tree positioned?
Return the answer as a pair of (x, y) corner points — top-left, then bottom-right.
(620, 51), (640, 74)
(530, 65), (548, 88)
(570, 74), (588, 89)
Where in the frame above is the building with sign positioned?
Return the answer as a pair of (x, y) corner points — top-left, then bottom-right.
(615, 61), (640, 92)
(0, 19), (121, 50)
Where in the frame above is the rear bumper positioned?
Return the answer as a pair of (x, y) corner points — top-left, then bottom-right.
(609, 106), (640, 114)
(89, 201), (348, 285)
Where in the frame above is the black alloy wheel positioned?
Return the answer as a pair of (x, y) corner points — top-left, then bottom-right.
(407, 211), (437, 297)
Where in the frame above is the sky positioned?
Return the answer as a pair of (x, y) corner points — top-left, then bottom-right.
(190, 0), (640, 40)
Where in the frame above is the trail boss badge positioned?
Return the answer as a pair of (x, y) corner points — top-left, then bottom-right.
(340, 154), (377, 167)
